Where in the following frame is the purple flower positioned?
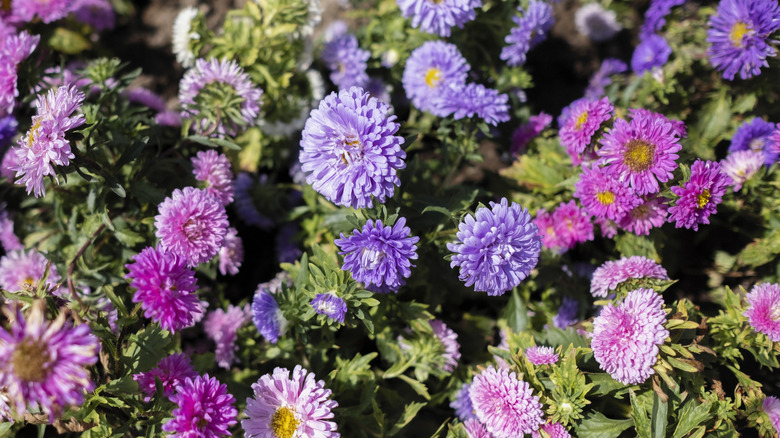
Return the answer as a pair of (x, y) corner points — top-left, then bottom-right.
(451, 382), (476, 421)
(597, 110), (683, 195)
(511, 112), (552, 156)
(618, 196), (667, 234)
(720, 149), (763, 191)
(125, 246), (205, 333)
(252, 285), (286, 343)
(525, 346), (558, 365)
(744, 283), (780, 342)
(559, 97), (613, 159)
(155, 186), (229, 267)
(532, 422), (571, 438)
(469, 366), (544, 437)
(706, 0), (780, 80)
(501, 0), (555, 67)
(553, 296), (579, 328)
(729, 118), (778, 166)
(155, 111), (182, 127)
(191, 150), (235, 205)
(242, 365), (339, 438)
(133, 353), (198, 402)
(0, 301), (99, 417)
(10, 0), (71, 23)
(575, 3), (621, 42)
(574, 165), (642, 221)
(204, 304), (251, 369)
(640, 0), (685, 36)
(551, 201), (594, 251)
(299, 87), (405, 209)
(321, 33), (370, 90)
(534, 208), (564, 252)
(431, 319), (461, 372)
(590, 255), (669, 298)
(179, 58), (263, 137)
(464, 419), (492, 438)
(0, 205), (22, 252)
(396, 0), (481, 37)
(163, 374), (237, 438)
(764, 396), (780, 433)
(11, 85), (85, 197)
(631, 34), (672, 73)
(668, 159), (731, 231)
(276, 223), (302, 264)
(310, 293), (348, 323)
(233, 173), (274, 229)
(72, 0), (116, 31)
(402, 41), (470, 115)
(434, 83), (510, 126)
(584, 58), (627, 100)
(591, 288), (668, 384)
(0, 249), (61, 293)
(0, 116), (17, 151)
(448, 198), (541, 296)
(218, 227), (243, 276)
(124, 87), (167, 112)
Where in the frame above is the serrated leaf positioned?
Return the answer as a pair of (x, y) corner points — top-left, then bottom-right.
(398, 374), (430, 400)
(671, 399), (713, 438)
(630, 389), (652, 438)
(386, 402), (425, 436)
(575, 412), (633, 438)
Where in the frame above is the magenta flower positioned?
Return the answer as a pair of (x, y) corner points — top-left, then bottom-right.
(192, 150), (235, 205)
(574, 165), (642, 221)
(534, 208), (564, 252)
(668, 159), (732, 231)
(511, 112), (552, 156)
(559, 97), (613, 160)
(0, 249), (61, 294)
(532, 422), (571, 438)
(133, 353), (198, 402)
(218, 227), (244, 276)
(525, 346), (558, 365)
(720, 150), (764, 191)
(469, 366), (544, 437)
(591, 255), (669, 298)
(591, 288), (668, 384)
(551, 201), (594, 251)
(163, 374), (238, 438)
(431, 319), (461, 372)
(72, 0), (116, 31)
(617, 196), (668, 236)
(242, 365), (339, 438)
(744, 283), (780, 342)
(10, 0), (72, 23)
(463, 418), (492, 438)
(204, 304), (251, 369)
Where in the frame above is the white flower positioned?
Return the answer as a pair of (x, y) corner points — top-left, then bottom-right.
(172, 7), (200, 68)
(575, 3), (621, 42)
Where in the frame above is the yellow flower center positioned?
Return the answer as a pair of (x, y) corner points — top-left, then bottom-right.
(271, 406), (300, 438)
(596, 191), (615, 205)
(340, 136), (362, 165)
(27, 120), (42, 148)
(430, 0), (444, 4)
(575, 111), (589, 130)
(729, 21), (749, 48)
(12, 338), (51, 382)
(424, 68), (441, 88)
(696, 189), (711, 209)
(623, 139), (656, 172)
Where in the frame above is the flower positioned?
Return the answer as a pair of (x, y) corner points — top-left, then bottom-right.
(124, 87), (167, 112)
(204, 304), (251, 369)
(668, 159), (731, 231)
(125, 246), (205, 333)
(744, 283), (780, 342)
(598, 110), (682, 195)
(575, 3), (621, 42)
(553, 296), (579, 329)
(192, 150), (235, 205)
(448, 198), (541, 296)
(11, 85), (85, 197)
(591, 288), (668, 384)
(172, 7), (200, 67)
(584, 58), (627, 99)
(525, 346), (558, 365)
(720, 149), (763, 191)
(631, 34), (672, 73)
(469, 366), (544, 437)
(252, 285), (287, 343)
(163, 374), (237, 438)
(0, 116), (17, 150)
(501, 0), (555, 67)
(434, 83), (510, 126)
(10, 0), (71, 23)
(218, 227), (243, 276)
(155, 186), (229, 267)
(590, 255), (669, 298)
(276, 223), (302, 264)
(511, 112), (552, 156)
(299, 87), (405, 209)
(640, 0), (686, 36)
(396, 0), (481, 37)
(310, 293), (348, 323)
(0, 301), (99, 417)
(463, 418), (492, 438)
(533, 208), (564, 251)
(233, 173), (274, 229)
(532, 422), (571, 438)
(0, 249), (61, 293)
(72, 0), (116, 31)
(728, 118), (778, 166)
(321, 33), (370, 90)
(617, 196), (668, 235)
(335, 218), (419, 292)
(0, 205), (22, 252)
(451, 382), (476, 421)
(133, 353), (199, 402)
(431, 319), (461, 372)
(402, 41), (470, 115)
(706, 0), (780, 80)
(559, 97), (613, 159)
(179, 58), (263, 137)
(764, 396), (780, 433)
(551, 201), (594, 251)
(574, 165), (642, 221)
(242, 365), (339, 438)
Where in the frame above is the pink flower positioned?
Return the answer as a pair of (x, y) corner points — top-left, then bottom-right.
(192, 150), (235, 205)
(133, 353), (198, 402)
(525, 346), (558, 365)
(744, 283), (780, 342)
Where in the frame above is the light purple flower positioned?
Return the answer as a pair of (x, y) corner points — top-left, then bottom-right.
(133, 353), (199, 402)
(321, 33), (370, 90)
(451, 381), (476, 421)
(0, 249), (61, 293)
(574, 165), (642, 221)
(396, 0), (481, 37)
(218, 227), (243, 276)
(511, 112), (552, 156)
(310, 293), (348, 324)
(744, 283), (780, 342)
(584, 58), (627, 100)
(402, 41), (470, 115)
(501, 0), (555, 67)
(631, 34), (672, 73)
(71, 0), (116, 31)
(575, 3), (621, 42)
(551, 201), (594, 251)
(434, 83), (510, 126)
(469, 366), (544, 437)
(233, 173), (273, 229)
(532, 422), (571, 438)
(10, 0), (71, 23)
(728, 118), (778, 166)
(155, 111), (182, 127)
(252, 284), (286, 344)
(463, 418), (492, 438)
(668, 159), (731, 231)
(431, 319), (461, 372)
(204, 304), (251, 369)
(591, 288), (668, 384)
(640, 0), (685, 36)
(124, 87), (167, 112)
(764, 396), (780, 434)
(559, 97), (613, 160)
(0, 204), (22, 252)
(163, 374), (237, 438)
(720, 149), (763, 191)
(192, 149), (235, 205)
(590, 255), (669, 298)
(525, 346), (558, 365)
(242, 365), (339, 438)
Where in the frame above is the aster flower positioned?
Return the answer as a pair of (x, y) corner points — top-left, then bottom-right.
(591, 288), (668, 384)
(551, 201), (594, 251)
(553, 296), (579, 329)
(595, 216), (619, 238)
(299, 87), (405, 209)
(335, 218), (419, 292)
(155, 186), (229, 267)
(525, 346), (558, 365)
(448, 198), (541, 296)
(11, 85), (85, 198)
(204, 304), (251, 369)
(617, 196), (668, 235)
(179, 58), (263, 137)
(469, 366), (544, 437)
(276, 223), (303, 264)
(72, 0), (116, 31)
(0, 301), (99, 417)
(575, 3), (621, 42)
(764, 396), (780, 433)
(574, 165), (642, 221)
(133, 353), (199, 402)
(0, 116), (17, 150)
(728, 118), (778, 166)
(172, 7), (200, 68)
(640, 0), (686, 36)
(321, 33), (370, 90)
(584, 58), (627, 100)
(243, 365), (339, 438)
(125, 246), (205, 333)
(233, 173), (274, 229)
(720, 149), (763, 191)
(396, 0), (481, 37)
(0, 205), (22, 252)
(631, 34), (672, 73)
(706, 0), (780, 80)
(451, 382), (476, 421)
(532, 422), (571, 438)
(598, 110), (683, 195)
(402, 41), (470, 115)
(124, 87), (167, 112)
(434, 83), (510, 126)
(163, 374), (237, 438)
(533, 208), (565, 252)
(628, 108), (687, 139)
(310, 293), (348, 323)
(559, 97), (614, 159)
(252, 285), (287, 344)
(431, 319), (461, 372)
(590, 255), (669, 298)
(463, 418), (492, 438)
(0, 249), (61, 295)
(192, 150), (235, 205)
(155, 111), (182, 127)
(218, 227), (243, 276)
(501, 0), (555, 67)
(744, 283), (780, 342)
(511, 112), (552, 156)
(10, 0), (71, 23)
(668, 160), (731, 231)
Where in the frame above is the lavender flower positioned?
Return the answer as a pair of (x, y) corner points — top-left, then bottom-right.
(396, 0), (482, 37)
(233, 173), (273, 229)
(276, 223), (302, 264)
(163, 374), (237, 438)
(310, 293), (348, 323)
(0, 205), (21, 252)
(124, 87), (167, 112)
(584, 58), (627, 99)
(402, 41), (470, 115)
(192, 150), (235, 205)
(218, 227), (243, 276)
(640, 0), (685, 36)
(10, 0), (71, 23)
(764, 396), (780, 433)
(590, 255), (669, 298)
(501, 0), (555, 67)
(463, 418), (492, 438)
(631, 34), (672, 73)
(574, 165), (642, 221)
(668, 159), (732, 231)
(204, 304), (251, 369)
(511, 112), (552, 156)
(559, 97), (613, 160)
(617, 196), (668, 236)
(434, 83), (511, 126)
(431, 319), (461, 372)
(299, 87), (405, 209)
(72, 0), (116, 31)
(0, 116), (17, 150)
(252, 284), (287, 343)
(728, 118), (778, 166)
(133, 353), (198, 402)
(448, 198), (541, 296)
(0, 249), (61, 293)
(469, 366), (544, 437)
(553, 296), (579, 328)
(525, 346), (558, 365)
(744, 283), (780, 342)
(575, 3), (621, 42)
(720, 150), (763, 191)
(451, 382), (476, 421)
(321, 33), (370, 89)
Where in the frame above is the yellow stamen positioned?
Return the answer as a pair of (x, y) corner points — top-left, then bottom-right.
(12, 339), (51, 382)
(575, 111), (589, 130)
(424, 68), (441, 88)
(696, 189), (711, 209)
(596, 191), (615, 205)
(623, 139), (656, 172)
(271, 407), (300, 438)
(729, 22), (749, 48)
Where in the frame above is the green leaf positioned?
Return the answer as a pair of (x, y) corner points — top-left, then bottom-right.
(398, 374), (430, 400)
(671, 399), (713, 438)
(504, 289), (527, 332)
(615, 233), (659, 260)
(49, 27), (91, 54)
(588, 373), (626, 397)
(386, 402), (425, 436)
(630, 389), (652, 438)
(575, 412), (633, 438)
(120, 325), (173, 373)
(651, 391), (668, 438)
